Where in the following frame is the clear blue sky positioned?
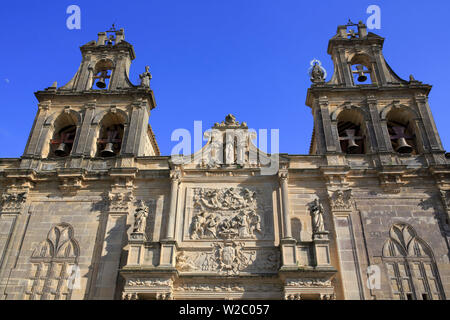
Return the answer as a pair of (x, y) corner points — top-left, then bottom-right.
(0, 0), (449, 157)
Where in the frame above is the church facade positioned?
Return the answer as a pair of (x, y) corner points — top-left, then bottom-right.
(0, 22), (449, 300)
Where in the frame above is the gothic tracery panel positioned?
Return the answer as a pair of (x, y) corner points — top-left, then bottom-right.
(382, 223), (444, 300)
(25, 223), (80, 300)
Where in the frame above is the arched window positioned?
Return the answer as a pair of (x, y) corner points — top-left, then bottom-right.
(49, 112), (78, 157)
(337, 109), (367, 154)
(96, 112), (125, 157)
(386, 108), (418, 154)
(382, 223), (444, 300)
(26, 223), (80, 300)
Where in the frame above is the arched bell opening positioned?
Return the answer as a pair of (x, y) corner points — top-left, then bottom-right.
(337, 109), (367, 154)
(386, 108), (418, 155)
(350, 54), (374, 85)
(49, 113), (78, 158)
(92, 59), (114, 90)
(96, 112), (125, 157)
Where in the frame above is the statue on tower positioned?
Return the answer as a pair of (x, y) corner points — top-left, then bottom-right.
(309, 60), (326, 84)
(139, 66), (152, 88)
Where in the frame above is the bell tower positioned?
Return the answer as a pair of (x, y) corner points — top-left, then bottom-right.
(22, 26), (159, 165)
(306, 21), (445, 166)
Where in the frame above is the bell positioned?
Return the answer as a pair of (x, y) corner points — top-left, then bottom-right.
(357, 73), (367, 82)
(55, 143), (68, 157)
(100, 142), (115, 157)
(96, 78), (107, 89)
(395, 137), (413, 154)
(347, 139), (360, 153)
(355, 65), (367, 82)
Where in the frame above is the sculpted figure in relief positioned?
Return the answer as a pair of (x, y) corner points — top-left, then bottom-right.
(190, 187), (262, 240)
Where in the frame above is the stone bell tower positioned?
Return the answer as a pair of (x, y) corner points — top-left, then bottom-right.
(22, 26), (159, 165)
(306, 21), (445, 167)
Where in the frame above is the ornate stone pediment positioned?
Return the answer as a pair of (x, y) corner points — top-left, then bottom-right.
(0, 192), (27, 213)
(174, 115), (279, 175)
(190, 187), (262, 240)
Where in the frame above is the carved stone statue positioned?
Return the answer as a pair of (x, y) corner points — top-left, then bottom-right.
(225, 139), (235, 164)
(310, 62), (325, 83)
(309, 198), (325, 233)
(133, 200), (149, 233)
(208, 129), (223, 166)
(139, 66), (152, 88)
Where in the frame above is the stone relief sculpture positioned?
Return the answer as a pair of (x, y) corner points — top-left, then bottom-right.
(176, 245), (279, 275)
(286, 279), (332, 287)
(439, 189), (450, 210)
(176, 241), (261, 275)
(190, 187), (262, 240)
(32, 223), (79, 259)
(27, 223), (80, 300)
(127, 278), (173, 288)
(106, 191), (134, 211)
(328, 189), (353, 211)
(176, 251), (197, 271)
(133, 200), (149, 233)
(0, 192), (27, 212)
(216, 241), (254, 275)
(309, 198), (325, 234)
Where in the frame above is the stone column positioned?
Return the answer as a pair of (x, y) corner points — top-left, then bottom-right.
(159, 169), (181, 268)
(0, 188), (30, 299)
(92, 189), (133, 299)
(415, 94), (444, 152)
(73, 101), (96, 156)
(327, 189), (365, 300)
(279, 171), (292, 239)
(166, 170), (181, 240)
(279, 169), (297, 269)
(122, 99), (148, 156)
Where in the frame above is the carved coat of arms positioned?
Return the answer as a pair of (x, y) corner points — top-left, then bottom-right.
(217, 241), (254, 275)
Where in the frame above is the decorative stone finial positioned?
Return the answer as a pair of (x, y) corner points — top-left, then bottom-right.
(213, 114), (248, 129)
